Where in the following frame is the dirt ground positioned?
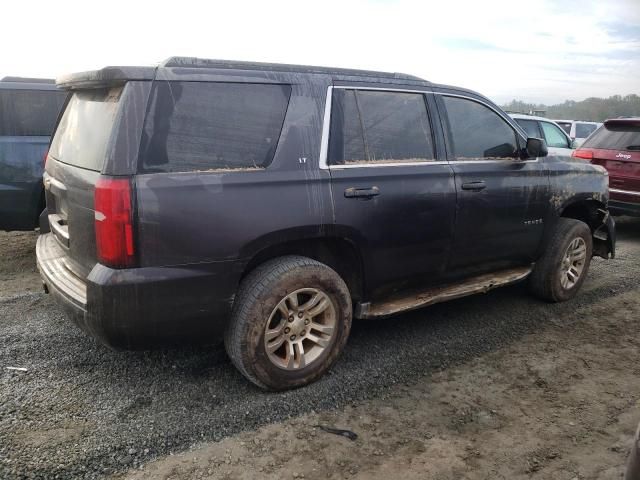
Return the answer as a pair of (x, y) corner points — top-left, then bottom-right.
(119, 220), (640, 480)
(1, 220), (639, 480)
(0, 231), (42, 297)
(121, 292), (640, 480)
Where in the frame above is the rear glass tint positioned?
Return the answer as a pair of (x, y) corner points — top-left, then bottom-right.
(49, 87), (123, 171)
(140, 82), (291, 173)
(575, 123), (597, 138)
(582, 125), (640, 151)
(556, 122), (572, 134)
(0, 89), (67, 136)
(514, 119), (541, 138)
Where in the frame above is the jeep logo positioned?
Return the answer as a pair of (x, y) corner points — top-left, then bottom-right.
(616, 152), (632, 160)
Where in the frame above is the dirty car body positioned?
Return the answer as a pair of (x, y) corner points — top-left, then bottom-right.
(37, 58), (615, 389)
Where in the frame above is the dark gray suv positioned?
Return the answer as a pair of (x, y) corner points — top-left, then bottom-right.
(37, 58), (615, 390)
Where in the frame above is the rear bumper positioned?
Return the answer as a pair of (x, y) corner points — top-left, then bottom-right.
(36, 233), (243, 349)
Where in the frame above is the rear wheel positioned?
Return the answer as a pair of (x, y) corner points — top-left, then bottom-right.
(224, 256), (352, 390)
(529, 218), (592, 302)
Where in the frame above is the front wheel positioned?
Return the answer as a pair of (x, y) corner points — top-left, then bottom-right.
(224, 256), (352, 390)
(529, 218), (593, 302)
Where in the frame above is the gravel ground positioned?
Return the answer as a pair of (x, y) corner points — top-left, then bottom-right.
(1, 218), (639, 479)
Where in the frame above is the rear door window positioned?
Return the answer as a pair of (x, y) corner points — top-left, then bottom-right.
(514, 119), (542, 139)
(140, 82), (291, 173)
(0, 89), (67, 136)
(49, 87), (123, 171)
(540, 122), (570, 148)
(329, 89), (434, 165)
(442, 96), (518, 160)
(575, 123), (598, 138)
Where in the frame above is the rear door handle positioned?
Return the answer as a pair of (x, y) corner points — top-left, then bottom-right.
(461, 181), (486, 191)
(344, 186), (380, 199)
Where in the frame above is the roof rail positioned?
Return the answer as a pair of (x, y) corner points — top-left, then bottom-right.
(161, 57), (427, 82)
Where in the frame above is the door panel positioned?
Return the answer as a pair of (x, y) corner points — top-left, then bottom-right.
(330, 165), (456, 294)
(449, 161), (549, 270)
(326, 87), (456, 295)
(437, 94), (549, 272)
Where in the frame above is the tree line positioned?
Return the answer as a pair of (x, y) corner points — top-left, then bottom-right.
(501, 94), (640, 122)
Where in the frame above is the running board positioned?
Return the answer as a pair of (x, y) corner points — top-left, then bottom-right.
(355, 266), (533, 319)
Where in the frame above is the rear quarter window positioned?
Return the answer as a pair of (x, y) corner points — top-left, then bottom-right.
(139, 82), (291, 173)
(0, 89), (67, 136)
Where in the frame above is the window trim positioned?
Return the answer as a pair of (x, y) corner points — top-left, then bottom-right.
(319, 85), (447, 170)
(319, 87), (535, 169)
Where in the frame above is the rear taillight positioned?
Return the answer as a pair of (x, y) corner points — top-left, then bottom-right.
(572, 149), (593, 160)
(94, 177), (135, 268)
(43, 149), (49, 168)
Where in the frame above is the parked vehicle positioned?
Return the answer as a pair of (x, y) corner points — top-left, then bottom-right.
(0, 77), (67, 231)
(552, 119), (601, 147)
(573, 118), (640, 216)
(37, 58), (615, 390)
(510, 114), (574, 156)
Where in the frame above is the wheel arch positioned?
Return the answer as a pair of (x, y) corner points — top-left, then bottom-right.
(559, 198), (607, 231)
(239, 235), (366, 302)
(558, 198), (613, 259)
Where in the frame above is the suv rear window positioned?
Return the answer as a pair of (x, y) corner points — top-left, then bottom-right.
(140, 82), (291, 173)
(49, 86), (123, 171)
(582, 125), (640, 151)
(575, 123), (597, 138)
(0, 89), (67, 136)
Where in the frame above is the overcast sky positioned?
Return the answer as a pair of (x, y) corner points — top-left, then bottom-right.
(2, 0), (638, 105)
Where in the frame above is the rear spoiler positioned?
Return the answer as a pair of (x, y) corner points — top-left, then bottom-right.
(56, 66), (156, 90)
(604, 118), (640, 131)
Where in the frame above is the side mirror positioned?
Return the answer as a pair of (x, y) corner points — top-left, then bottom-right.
(526, 137), (548, 158)
(570, 139), (578, 149)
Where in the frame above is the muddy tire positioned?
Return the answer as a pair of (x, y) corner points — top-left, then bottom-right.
(529, 218), (593, 302)
(224, 256), (352, 390)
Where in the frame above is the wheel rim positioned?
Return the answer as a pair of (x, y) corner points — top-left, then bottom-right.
(264, 288), (337, 371)
(559, 237), (587, 289)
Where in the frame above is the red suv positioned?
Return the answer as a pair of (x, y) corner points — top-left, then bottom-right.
(574, 118), (640, 216)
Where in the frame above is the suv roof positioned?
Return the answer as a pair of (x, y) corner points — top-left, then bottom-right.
(162, 56), (427, 81)
(0, 76), (59, 91)
(56, 57), (430, 89)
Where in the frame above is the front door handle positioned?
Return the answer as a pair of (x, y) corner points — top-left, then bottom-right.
(344, 186), (380, 198)
(461, 181), (486, 191)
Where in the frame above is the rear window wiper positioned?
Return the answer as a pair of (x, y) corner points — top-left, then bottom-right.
(627, 145), (640, 151)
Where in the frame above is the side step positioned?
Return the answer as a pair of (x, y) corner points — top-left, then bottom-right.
(356, 266), (533, 319)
